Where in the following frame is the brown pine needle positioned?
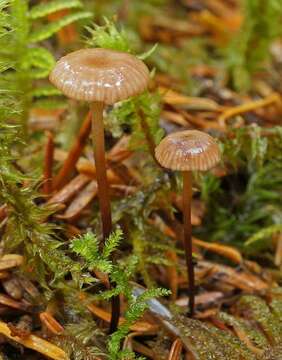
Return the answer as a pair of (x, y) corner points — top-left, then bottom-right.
(218, 93), (281, 127)
(56, 180), (98, 220)
(160, 87), (220, 110)
(0, 205), (7, 222)
(47, 8), (78, 45)
(43, 131), (54, 195)
(274, 233), (282, 267)
(233, 326), (264, 356)
(0, 321), (69, 360)
(193, 237), (243, 264)
(166, 250), (179, 301)
(0, 255), (23, 271)
(53, 111), (91, 190)
(85, 302), (158, 333)
(48, 174), (90, 206)
(168, 338), (183, 360)
(40, 311), (64, 335)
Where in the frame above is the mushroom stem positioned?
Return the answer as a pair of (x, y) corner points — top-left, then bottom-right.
(91, 101), (112, 242)
(182, 170), (195, 316)
(91, 101), (120, 333)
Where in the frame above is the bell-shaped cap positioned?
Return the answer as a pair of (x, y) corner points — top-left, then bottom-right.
(49, 48), (150, 105)
(155, 130), (220, 171)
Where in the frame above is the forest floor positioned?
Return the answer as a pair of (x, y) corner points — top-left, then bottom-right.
(0, 0), (282, 359)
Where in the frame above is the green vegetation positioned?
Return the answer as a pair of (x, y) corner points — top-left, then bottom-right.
(197, 126), (282, 256)
(71, 230), (169, 359)
(226, 0), (282, 91)
(171, 293), (282, 359)
(0, 0), (91, 131)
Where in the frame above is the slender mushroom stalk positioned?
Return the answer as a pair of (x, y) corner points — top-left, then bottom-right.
(91, 102), (112, 240)
(182, 170), (194, 316)
(91, 101), (120, 334)
(155, 130), (220, 316)
(49, 48), (150, 333)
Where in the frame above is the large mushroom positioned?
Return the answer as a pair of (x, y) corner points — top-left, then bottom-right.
(155, 130), (220, 316)
(50, 48), (150, 332)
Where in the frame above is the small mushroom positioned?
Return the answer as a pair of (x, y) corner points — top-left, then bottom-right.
(50, 48), (149, 333)
(155, 130), (220, 316)
(50, 48), (149, 241)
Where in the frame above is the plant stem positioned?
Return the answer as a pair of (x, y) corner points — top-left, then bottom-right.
(91, 102), (120, 333)
(138, 110), (155, 158)
(138, 109), (161, 167)
(182, 170), (195, 316)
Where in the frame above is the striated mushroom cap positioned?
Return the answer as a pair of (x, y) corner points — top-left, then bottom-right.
(155, 130), (220, 171)
(49, 48), (149, 105)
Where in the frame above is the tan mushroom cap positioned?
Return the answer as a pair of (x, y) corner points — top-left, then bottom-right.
(49, 48), (150, 105)
(155, 130), (220, 171)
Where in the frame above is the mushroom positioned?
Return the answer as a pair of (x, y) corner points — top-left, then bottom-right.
(50, 48), (149, 332)
(155, 130), (220, 316)
(50, 48), (149, 241)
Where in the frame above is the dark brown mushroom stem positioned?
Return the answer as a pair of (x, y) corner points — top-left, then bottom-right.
(109, 296), (120, 334)
(182, 170), (195, 316)
(91, 101), (120, 334)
